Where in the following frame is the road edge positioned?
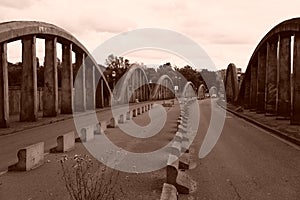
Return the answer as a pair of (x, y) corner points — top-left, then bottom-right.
(217, 100), (300, 147)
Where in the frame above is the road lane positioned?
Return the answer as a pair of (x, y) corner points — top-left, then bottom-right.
(183, 99), (300, 200)
(0, 101), (157, 171)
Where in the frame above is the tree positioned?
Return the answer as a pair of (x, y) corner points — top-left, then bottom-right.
(175, 65), (204, 89)
(104, 54), (131, 89)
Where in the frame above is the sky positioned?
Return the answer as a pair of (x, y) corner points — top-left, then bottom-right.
(1, 0), (300, 71)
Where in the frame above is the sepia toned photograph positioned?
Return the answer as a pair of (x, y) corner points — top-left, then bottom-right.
(0, 1), (299, 199)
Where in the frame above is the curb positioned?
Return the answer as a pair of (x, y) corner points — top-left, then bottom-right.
(0, 100), (157, 137)
(218, 102), (300, 147)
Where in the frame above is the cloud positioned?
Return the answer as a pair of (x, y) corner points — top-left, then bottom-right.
(0, 0), (41, 9)
(1, 0), (300, 71)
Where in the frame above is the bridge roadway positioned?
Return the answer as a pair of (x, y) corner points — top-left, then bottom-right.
(0, 99), (299, 199)
(0, 100), (161, 172)
(181, 99), (300, 200)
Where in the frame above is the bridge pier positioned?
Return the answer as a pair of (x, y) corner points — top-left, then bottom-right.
(249, 61), (258, 110)
(20, 35), (38, 122)
(243, 74), (251, 108)
(292, 34), (300, 124)
(74, 53), (86, 112)
(265, 39), (278, 115)
(0, 42), (9, 127)
(256, 48), (267, 113)
(61, 43), (73, 114)
(225, 63), (238, 103)
(277, 35), (291, 119)
(43, 37), (58, 117)
(85, 57), (95, 110)
(96, 77), (104, 108)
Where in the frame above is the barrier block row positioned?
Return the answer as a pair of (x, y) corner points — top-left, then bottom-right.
(108, 103), (154, 128)
(161, 98), (196, 197)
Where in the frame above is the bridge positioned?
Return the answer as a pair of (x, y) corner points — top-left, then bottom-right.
(235, 18), (300, 124)
(0, 20), (299, 200)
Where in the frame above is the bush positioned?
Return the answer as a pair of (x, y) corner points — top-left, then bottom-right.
(59, 154), (123, 200)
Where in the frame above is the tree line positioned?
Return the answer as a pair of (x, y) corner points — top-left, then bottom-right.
(7, 54), (220, 91)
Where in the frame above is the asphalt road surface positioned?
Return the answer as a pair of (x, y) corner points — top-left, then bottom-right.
(0, 98), (299, 200)
(184, 99), (300, 200)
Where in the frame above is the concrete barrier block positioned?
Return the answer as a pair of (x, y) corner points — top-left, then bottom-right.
(51, 132), (75, 153)
(94, 121), (107, 135)
(166, 155), (179, 184)
(178, 125), (187, 134)
(179, 153), (191, 170)
(181, 140), (190, 153)
(9, 142), (44, 171)
(176, 171), (193, 194)
(166, 154), (193, 194)
(80, 126), (94, 142)
(126, 111), (131, 120)
(108, 117), (118, 128)
(118, 114), (125, 124)
(141, 106), (145, 113)
(160, 183), (178, 200)
(174, 132), (183, 142)
(169, 141), (181, 157)
(132, 109), (137, 117)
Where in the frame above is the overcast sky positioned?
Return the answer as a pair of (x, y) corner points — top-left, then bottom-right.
(1, 0), (300, 71)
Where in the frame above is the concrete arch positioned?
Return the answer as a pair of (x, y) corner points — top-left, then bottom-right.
(197, 84), (206, 99)
(225, 63), (238, 103)
(182, 81), (196, 98)
(238, 17), (300, 123)
(114, 64), (151, 104)
(209, 86), (218, 97)
(151, 75), (175, 100)
(0, 21), (111, 127)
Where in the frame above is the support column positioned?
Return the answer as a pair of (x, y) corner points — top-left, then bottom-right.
(249, 60), (258, 110)
(292, 34), (300, 124)
(132, 73), (136, 102)
(74, 52), (86, 112)
(96, 77), (104, 108)
(85, 58), (95, 110)
(43, 37), (58, 117)
(243, 73), (251, 109)
(265, 39), (278, 115)
(277, 35), (291, 119)
(0, 42), (9, 127)
(61, 43), (73, 114)
(20, 36), (38, 122)
(256, 47), (267, 113)
(139, 71), (142, 101)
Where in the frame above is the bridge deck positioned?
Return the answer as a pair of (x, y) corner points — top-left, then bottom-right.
(0, 100), (166, 172)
